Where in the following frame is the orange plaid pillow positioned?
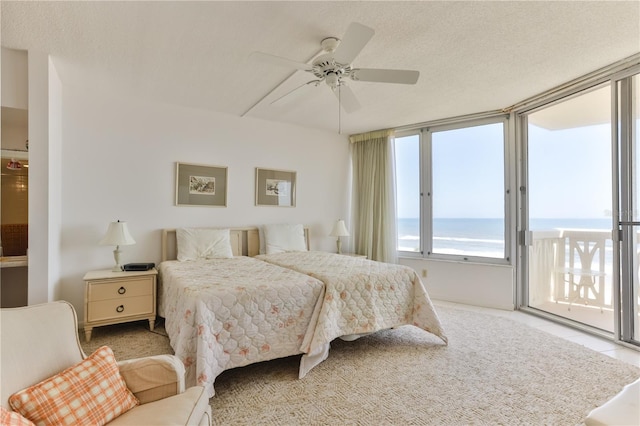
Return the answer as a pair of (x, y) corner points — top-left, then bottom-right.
(9, 346), (138, 426)
(0, 407), (35, 426)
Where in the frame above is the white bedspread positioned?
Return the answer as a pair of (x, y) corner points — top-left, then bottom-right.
(158, 257), (324, 397)
(256, 251), (448, 372)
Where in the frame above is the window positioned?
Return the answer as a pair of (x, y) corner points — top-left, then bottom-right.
(395, 133), (421, 253)
(395, 117), (508, 262)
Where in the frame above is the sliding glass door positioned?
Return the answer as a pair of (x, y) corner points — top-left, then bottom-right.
(631, 74), (639, 343)
(524, 84), (615, 332)
(521, 67), (640, 346)
(617, 73), (640, 344)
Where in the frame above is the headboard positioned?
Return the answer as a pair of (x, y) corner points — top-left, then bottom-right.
(161, 227), (309, 262)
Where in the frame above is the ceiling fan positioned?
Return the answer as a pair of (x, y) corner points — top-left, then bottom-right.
(250, 22), (420, 114)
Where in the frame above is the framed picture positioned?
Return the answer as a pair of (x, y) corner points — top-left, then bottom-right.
(175, 162), (227, 207)
(255, 168), (296, 207)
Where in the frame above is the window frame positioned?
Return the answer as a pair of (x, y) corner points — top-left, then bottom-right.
(395, 115), (511, 265)
(395, 129), (424, 256)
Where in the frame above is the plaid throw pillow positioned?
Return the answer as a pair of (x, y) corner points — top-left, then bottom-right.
(0, 407), (35, 426)
(9, 346), (138, 426)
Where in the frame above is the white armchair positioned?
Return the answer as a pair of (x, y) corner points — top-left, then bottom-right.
(1, 301), (211, 425)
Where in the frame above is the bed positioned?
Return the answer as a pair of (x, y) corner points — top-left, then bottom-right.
(158, 227), (325, 397)
(255, 250), (448, 376)
(158, 225), (447, 397)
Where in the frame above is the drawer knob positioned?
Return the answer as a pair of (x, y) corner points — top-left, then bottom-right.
(116, 305), (124, 313)
(118, 287), (126, 295)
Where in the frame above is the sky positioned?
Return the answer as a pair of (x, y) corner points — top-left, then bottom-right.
(528, 123), (612, 219)
(395, 122), (506, 219)
(395, 121), (613, 220)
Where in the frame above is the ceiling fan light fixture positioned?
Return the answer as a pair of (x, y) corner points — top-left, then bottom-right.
(325, 73), (339, 88)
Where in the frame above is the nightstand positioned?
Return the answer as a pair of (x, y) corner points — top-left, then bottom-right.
(83, 268), (157, 342)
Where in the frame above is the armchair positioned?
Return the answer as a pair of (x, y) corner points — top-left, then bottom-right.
(1, 301), (211, 425)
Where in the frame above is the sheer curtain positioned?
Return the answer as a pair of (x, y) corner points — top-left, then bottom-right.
(349, 129), (398, 263)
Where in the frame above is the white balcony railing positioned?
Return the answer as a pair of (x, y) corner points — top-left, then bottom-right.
(529, 229), (614, 311)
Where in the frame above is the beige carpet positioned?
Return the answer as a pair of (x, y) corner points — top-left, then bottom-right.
(81, 305), (640, 425)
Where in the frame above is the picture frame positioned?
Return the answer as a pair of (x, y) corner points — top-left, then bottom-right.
(175, 162), (227, 207)
(255, 168), (296, 207)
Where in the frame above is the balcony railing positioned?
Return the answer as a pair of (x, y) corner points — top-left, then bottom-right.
(529, 229), (614, 314)
(529, 227), (640, 335)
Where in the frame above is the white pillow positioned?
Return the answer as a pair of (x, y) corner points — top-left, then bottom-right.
(176, 228), (234, 261)
(262, 223), (307, 254)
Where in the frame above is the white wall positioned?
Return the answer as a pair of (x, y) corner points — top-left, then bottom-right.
(48, 56), (63, 301)
(1, 47), (28, 110)
(59, 85), (350, 321)
(400, 257), (515, 310)
(1, 121), (28, 151)
(28, 50), (60, 305)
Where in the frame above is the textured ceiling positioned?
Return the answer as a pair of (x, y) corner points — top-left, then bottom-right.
(2, 1), (639, 135)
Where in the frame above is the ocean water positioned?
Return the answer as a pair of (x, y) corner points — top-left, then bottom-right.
(398, 217), (612, 258)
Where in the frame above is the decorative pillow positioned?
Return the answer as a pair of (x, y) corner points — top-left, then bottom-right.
(262, 223), (307, 254)
(0, 407), (35, 426)
(176, 228), (234, 261)
(9, 346), (138, 426)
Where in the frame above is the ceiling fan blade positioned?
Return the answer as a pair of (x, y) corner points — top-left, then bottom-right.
(250, 51), (313, 71)
(333, 22), (375, 65)
(271, 80), (318, 106)
(351, 68), (420, 84)
(334, 84), (361, 113)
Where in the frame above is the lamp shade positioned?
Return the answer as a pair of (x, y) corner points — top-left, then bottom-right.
(330, 220), (350, 237)
(100, 221), (136, 246)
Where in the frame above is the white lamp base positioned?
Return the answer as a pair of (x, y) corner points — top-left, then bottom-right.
(336, 238), (342, 254)
(112, 246), (123, 272)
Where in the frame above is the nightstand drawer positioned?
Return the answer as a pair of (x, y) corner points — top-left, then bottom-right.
(87, 277), (153, 301)
(87, 296), (154, 322)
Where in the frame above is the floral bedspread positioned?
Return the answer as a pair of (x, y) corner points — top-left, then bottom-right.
(256, 251), (448, 358)
(158, 257), (324, 397)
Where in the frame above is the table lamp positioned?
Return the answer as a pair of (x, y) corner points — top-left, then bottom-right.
(330, 219), (350, 254)
(100, 220), (136, 272)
